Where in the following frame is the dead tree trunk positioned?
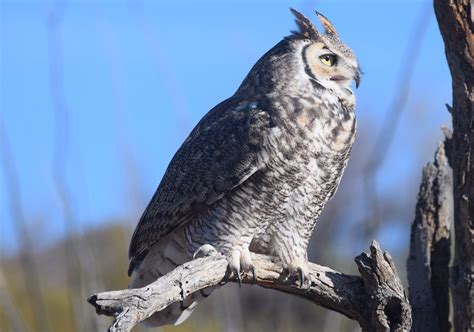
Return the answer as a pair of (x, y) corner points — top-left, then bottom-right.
(407, 142), (452, 332)
(433, 1), (474, 330)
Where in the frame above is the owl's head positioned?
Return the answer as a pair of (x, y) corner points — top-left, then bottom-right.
(237, 9), (361, 97)
(289, 9), (361, 90)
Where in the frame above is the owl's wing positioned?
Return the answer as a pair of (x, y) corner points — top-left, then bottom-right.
(128, 97), (273, 275)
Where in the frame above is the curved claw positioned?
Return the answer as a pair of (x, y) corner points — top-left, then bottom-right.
(296, 267), (312, 290)
(297, 266), (305, 288)
(304, 273), (312, 291)
(249, 264), (256, 286)
(236, 271), (242, 288)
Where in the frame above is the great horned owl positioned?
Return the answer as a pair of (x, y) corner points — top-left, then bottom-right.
(128, 9), (360, 327)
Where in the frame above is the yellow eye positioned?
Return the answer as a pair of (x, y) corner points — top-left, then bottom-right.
(319, 54), (336, 66)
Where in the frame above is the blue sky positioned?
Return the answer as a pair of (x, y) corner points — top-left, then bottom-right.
(1, 0), (451, 255)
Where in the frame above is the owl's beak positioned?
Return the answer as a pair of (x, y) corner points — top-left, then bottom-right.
(330, 75), (348, 82)
(354, 70), (361, 89)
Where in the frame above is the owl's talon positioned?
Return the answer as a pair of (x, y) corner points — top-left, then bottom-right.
(227, 264), (242, 288)
(295, 267), (312, 289)
(227, 247), (256, 287)
(297, 266), (305, 288)
(249, 264), (256, 285)
(287, 260), (312, 289)
(236, 271), (242, 288)
(304, 273), (312, 291)
(193, 244), (218, 259)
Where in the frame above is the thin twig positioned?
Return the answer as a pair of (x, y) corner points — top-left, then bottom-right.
(362, 2), (432, 238)
(45, 2), (105, 330)
(0, 121), (50, 331)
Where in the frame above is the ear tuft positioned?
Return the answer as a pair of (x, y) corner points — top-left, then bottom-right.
(290, 8), (321, 40)
(315, 11), (338, 36)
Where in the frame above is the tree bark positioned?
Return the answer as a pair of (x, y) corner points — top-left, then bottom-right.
(407, 142), (452, 332)
(433, 1), (474, 330)
(88, 241), (411, 332)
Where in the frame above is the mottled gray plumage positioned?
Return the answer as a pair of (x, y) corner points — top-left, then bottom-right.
(128, 8), (360, 327)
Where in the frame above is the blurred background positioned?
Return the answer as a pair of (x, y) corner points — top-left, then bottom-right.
(0, 0), (451, 331)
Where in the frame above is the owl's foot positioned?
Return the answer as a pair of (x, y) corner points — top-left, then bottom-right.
(193, 244), (218, 259)
(287, 259), (312, 290)
(228, 248), (256, 287)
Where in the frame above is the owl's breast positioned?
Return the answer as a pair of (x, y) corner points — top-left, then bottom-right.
(303, 96), (356, 181)
(261, 93), (357, 218)
(240, 93), (356, 226)
(260, 93), (356, 175)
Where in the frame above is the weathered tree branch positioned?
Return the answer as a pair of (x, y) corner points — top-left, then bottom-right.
(433, 1), (474, 330)
(407, 142), (452, 332)
(88, 241), (411, 332)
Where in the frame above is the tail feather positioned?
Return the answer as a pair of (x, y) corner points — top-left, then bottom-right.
(129, 234), (215, 327)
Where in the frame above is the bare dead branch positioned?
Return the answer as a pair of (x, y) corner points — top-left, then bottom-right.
(361, 2), (432, 238)
(88, 241), (411, 332)
(407, 142), (452, 332)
